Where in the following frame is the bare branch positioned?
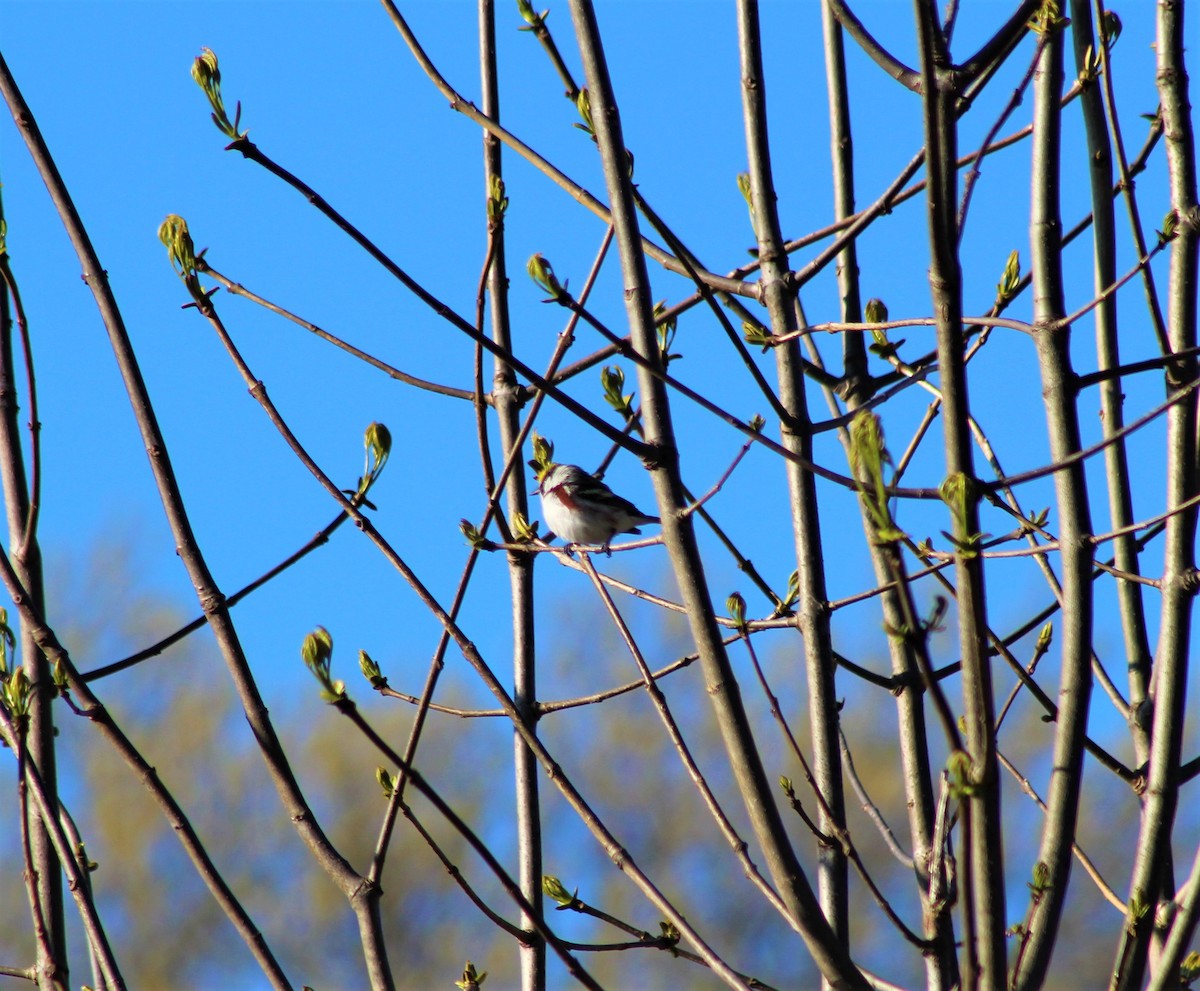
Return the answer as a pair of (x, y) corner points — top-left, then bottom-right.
(825, 0), (920, 91)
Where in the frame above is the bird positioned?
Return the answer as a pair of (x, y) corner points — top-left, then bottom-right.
(536, 463), (659, 553)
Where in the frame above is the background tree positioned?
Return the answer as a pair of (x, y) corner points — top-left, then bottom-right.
(0, 2), (1197, 990)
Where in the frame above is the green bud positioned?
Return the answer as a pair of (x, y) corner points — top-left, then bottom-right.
(1036, 622), (1053, 652)
(652, 299), (679, 361)
(868, 332), (901, 356)
(946, 750), (977, 797)
(939, 487), (986, 551)
(996, 249), (1021, 305)
(2, 667), (30, 717)
(455, 961), (487, 990)
(726, 592), (747, 630)
(301, 627), (345, 702)
(849, 410), (885, 478)
(531, 433), (553, 465)
(527, 433), (555, 481)
(600, 365), (634, 417)
(526, 253), (565, 301)
(774, 570), (800, 615)
(657, 298), (676, 338)
(359, 649), (386, 688)
(864, 298), (888, 324)
(158, 215), (197, 277)
(487, 175), (508, 221)
(459, 519), (485, 548)
(850, 411), (904, 542)
(1028, 0), (1068, 34)
(600, 364), (624, 396)
(190, 47), (221, 91)
(301, 626), (333, 673)
(375, 766), (394, 798)
(364, 422), (391, 483)
(939, 472), (986, 557)
(516, 0), (542, 27)
(511, 510), (539, 542)
(365, 422), (391, 460)
(542, 875), (575, 906)
(1160, 209), (1180, 245)
(742, 320), (773, 351)
(158, 214), (208, 303)
(1029, 861), (1051, 895)
(574, 88), (595, 138)
(736, 172), (752, 208)
(1126, 892), (1149, 935)
(191, 48), (246, 141)
(940, 471), (974, 524)
(748, 413), (765, 433)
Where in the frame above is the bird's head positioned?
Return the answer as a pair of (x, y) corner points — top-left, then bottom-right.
(536, 462), (582, 496)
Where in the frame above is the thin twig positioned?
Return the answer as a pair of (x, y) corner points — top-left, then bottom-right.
(333, 700), (603, 990)
(838, 726), (914, 869)
(997, 750), (1125, 912)
(578, 553), (795, 927)
(203, 265), (479, 402)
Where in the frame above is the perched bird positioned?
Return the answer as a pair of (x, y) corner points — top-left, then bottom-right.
(537, 463), (659, 552)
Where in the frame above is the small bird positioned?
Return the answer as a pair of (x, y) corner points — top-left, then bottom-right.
(537, 463), (659, 552)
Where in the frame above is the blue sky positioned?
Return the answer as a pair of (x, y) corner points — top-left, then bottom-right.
(0, 2), (1188, 987)
(1, 1), (1169, 689)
